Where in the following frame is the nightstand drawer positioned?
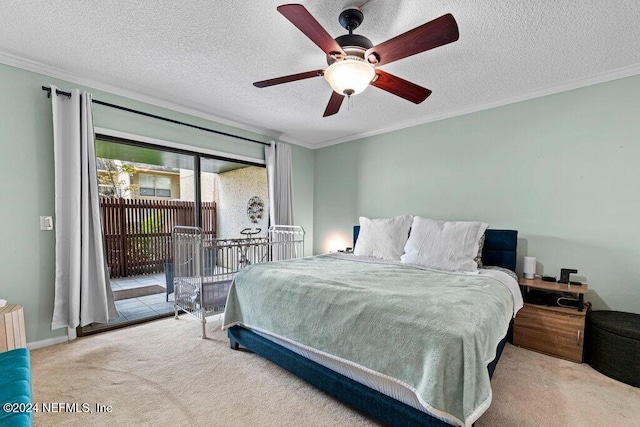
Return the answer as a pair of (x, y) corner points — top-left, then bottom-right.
(514, 304), (585, 362)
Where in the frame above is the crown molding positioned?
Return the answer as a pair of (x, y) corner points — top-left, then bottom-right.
(274, 134), (315, 149)
(0, 50), (315, 149)
(312, 63), (640, 149)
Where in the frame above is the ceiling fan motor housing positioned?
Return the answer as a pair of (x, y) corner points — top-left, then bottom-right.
(328, 34), (373, 64)
(327, 6), (372, 64)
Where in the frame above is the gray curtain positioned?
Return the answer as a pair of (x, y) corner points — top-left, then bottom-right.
(50, 85), (117, 331)
(265, 141), (294, 226)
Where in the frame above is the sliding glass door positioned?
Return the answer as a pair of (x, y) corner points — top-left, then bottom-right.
(82, 138), (197, 333)
(81, 136), (267, 335)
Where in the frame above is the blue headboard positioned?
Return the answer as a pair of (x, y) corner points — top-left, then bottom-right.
(353, 226), (518, 272)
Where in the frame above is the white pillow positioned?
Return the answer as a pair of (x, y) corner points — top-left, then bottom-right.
(401, 217), (489, 272)
(353, 216), (413, 260)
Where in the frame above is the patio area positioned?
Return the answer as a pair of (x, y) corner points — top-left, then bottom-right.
(111, 273), (174, 322)
(82, 273), (175, 333)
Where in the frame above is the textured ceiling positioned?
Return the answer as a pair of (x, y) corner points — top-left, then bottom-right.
(1, 1), (639, 148)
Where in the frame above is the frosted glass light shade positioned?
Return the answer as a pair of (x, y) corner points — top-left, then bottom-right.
(324, 59), (375, 96)
(523, 256), (536, 279)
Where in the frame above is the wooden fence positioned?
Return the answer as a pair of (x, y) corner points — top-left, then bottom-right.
(101, 198), (216, 278)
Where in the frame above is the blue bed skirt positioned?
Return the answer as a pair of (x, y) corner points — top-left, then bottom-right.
(228, 325), (508, 426)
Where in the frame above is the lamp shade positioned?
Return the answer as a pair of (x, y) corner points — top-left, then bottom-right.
(523, 256), (536, 279)
(324, 59), (375, 96)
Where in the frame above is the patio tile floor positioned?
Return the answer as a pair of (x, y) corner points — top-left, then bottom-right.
(138, 294), (166, 303)
(115, 299), (147, 309)
(114, 295), (174, 321)
(109, 272), (173, 320)
(82, 273), (176, 333)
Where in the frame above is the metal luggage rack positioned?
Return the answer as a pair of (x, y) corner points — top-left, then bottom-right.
(172, 225), (305, 338)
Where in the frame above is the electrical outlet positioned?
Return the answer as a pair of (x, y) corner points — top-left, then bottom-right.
(40, 216), (54, 231)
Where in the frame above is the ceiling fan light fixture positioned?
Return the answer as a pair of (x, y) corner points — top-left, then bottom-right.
(256, 5), (459, 117)
(324, 58), (375, 96)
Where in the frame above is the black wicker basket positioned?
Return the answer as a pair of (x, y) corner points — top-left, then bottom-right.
(586, 311), (640, 388)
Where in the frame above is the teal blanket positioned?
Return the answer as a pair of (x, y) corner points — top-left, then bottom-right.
(222, 255), (514, 426)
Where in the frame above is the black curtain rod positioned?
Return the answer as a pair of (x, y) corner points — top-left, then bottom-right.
(41, 86), (270, 147)
(42, 87), (72, 98)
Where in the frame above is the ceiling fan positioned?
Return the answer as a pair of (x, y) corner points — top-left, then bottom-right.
(253, 4), (459, 117)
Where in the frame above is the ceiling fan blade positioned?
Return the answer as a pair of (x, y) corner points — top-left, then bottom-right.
(371, 70), (432, 104)
(365, 13), (458, 67)
(253, 69), (324, 88)
(277, 4), (346, 56)
(323, 91), (345, 117)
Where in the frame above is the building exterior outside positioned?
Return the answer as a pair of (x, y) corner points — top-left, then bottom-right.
(96, 158), (181, 200)
(216, 166), (269, 239)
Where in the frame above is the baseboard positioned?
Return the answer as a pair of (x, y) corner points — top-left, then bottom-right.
(27, 334), (69, 350)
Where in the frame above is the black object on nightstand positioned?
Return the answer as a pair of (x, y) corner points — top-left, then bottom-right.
(558, 268), (578, 284)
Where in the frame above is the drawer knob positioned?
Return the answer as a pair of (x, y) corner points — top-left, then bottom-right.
(577, 330), (581, 345)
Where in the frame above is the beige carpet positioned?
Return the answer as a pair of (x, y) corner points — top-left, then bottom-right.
(31, 317), (640, 427)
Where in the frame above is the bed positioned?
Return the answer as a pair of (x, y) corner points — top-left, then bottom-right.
(223, 223), (520, 426)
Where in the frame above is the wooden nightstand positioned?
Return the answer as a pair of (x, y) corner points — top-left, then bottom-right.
(514, 278), (589, 363)
(0, 304), (26, 352)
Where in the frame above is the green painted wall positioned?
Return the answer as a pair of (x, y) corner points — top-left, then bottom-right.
(314, 74), (640, 314)
(291, 143), (314, 253)
(0, 63), (314, 343)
